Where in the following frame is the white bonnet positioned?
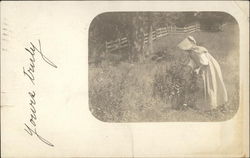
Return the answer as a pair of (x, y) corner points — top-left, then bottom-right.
(177, 36), (197, 51)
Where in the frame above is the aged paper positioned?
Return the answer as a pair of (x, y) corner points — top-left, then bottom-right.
(1, 1), (249, 157)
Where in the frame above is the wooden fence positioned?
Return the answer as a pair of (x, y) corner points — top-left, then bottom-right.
(105, 23), (200, 53)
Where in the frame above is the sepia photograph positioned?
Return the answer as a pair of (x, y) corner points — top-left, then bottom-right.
(89, 12), (239, 122)
(1, 1), (248, 157)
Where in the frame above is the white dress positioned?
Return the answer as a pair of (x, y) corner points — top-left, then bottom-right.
(189, 46), (228, 110)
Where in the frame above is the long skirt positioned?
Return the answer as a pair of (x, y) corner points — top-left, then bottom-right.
(200, 53), (228, 110)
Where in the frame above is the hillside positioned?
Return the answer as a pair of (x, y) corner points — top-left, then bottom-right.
(89, 22), (239, 122)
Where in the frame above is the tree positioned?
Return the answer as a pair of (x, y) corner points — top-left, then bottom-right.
(89, 12), (202, 64)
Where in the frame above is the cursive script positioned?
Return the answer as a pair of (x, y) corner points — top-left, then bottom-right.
(23, 40), (57, 147)
(23, 40), (57, 85)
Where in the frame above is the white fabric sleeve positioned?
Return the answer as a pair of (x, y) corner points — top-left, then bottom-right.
(199, 53), (209, 66)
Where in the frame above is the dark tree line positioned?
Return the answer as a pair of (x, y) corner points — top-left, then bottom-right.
(89, 12), (236, 64)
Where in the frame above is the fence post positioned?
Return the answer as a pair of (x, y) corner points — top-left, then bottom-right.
(118, 38), (120, 49)
(196, 23), (199, 31)
(105, 41), (108, 54)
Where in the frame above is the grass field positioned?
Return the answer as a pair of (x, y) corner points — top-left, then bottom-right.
(89, 22), (239, 122)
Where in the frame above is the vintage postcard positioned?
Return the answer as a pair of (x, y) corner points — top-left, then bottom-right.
(1, 1), (249, 157)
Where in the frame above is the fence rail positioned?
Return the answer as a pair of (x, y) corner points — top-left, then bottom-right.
(106, 24), (200, 53)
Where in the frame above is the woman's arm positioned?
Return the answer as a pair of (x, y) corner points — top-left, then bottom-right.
(194, 65), (208, 75)
(189, 50), (209, 75)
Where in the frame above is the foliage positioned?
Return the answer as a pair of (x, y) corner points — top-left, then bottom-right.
(89, 64), (131, 121)
(89, 22), (239, 122)
(89, 12), (236, 65)
(89, 12), (199, 63)
(152, 54), (203, 110)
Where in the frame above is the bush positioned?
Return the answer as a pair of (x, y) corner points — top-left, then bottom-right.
(153, 58), (203, 110)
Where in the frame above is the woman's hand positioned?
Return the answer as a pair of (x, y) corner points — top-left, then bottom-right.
(195, 65), (208, 75)
(194, 68), (200, 75)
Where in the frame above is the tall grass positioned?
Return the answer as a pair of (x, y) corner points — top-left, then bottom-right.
(89, 23), (239, 122)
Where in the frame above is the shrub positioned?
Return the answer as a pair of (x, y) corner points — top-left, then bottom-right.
(153, 58), (203, 110)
